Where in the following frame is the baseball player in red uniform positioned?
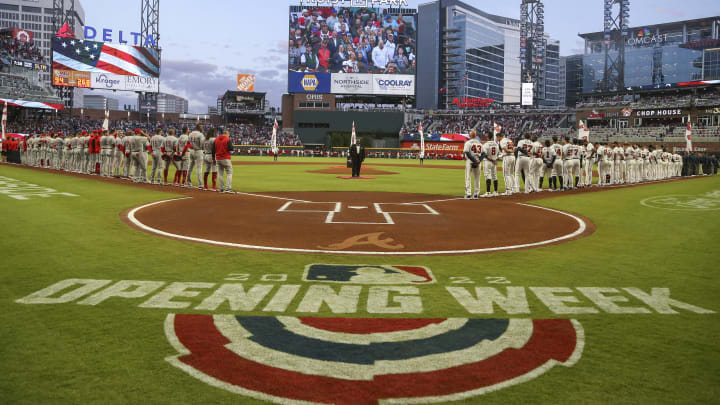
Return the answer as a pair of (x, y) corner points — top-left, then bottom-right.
(214, 128), (234, 193)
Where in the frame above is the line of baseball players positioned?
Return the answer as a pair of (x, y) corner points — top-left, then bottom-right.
(463, 130), (685, 198)
(17, 125), (236, 193)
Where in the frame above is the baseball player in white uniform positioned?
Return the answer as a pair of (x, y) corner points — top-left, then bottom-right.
(623, 143), (636, 184)
(481, 132), (500, 196)
(539, 140), (556, 190)
(582, 139), (594, 187)
(131, 129), (150, 183)
(164, 129), (180, 185)
(187, 125), (205, 188)
(550, 137), (564, 190)
(563, 138), (581, 190)
(498, 133), (515, 195)
(112, 131), (124, 177)
(514, 134), (533, 194)
(463, 130), (484, 199)
(612, 142), (625, 184)
(177, 128), (192, 186)
(528, 136), (543, 192)
(673, 152), (682, 177)
(149, 129), (165, 184)
(100, 130), (113, 176)
(203, 128), (218, 190)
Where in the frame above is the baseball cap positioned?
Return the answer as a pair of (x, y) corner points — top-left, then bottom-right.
(134, 128), (141, 133)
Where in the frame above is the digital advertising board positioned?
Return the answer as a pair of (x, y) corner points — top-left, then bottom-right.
(288, 4), (417, 96)
(521, 83), (534, 106)
(52, 36), (160, 92)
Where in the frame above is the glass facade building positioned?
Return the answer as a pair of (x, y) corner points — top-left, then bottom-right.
(579, 17), (720, 93)
(419, 0), (549, 109)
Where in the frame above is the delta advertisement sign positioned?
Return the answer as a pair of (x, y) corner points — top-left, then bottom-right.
(290, 72), (414, 96)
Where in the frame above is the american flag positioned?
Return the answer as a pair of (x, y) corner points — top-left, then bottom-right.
(1, 101), (6, 139)
(271, 119), (278, 151)
(53, 38), (160, 78)
(457, 72), (468, 89)
(418, 122), (424, 156)
(351, 121), (357, 145)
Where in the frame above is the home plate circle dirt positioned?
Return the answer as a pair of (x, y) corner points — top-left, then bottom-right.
(127, 191), (593, 255)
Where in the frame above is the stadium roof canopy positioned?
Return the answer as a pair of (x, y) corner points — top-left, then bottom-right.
(579, 16), (720, 40)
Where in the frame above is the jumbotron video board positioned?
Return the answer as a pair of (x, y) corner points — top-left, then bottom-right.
(52, 36), (160, 92)
(288, 1), (417, 96)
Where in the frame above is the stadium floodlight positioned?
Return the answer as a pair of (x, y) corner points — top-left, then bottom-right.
(520, 0), (545, 107)
(602, 0), (629, 92)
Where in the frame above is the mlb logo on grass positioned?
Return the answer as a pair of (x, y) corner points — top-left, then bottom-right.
(303, 264), (435, 284)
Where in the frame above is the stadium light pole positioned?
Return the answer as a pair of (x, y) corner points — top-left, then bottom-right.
(520, 0), (545, 108)
(51, 0), (76, 111)
(602, 0), (629, 92)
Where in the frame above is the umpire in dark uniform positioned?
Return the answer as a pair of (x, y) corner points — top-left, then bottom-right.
(349, 142), (366, 177)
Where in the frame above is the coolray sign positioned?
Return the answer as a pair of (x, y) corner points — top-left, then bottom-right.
(288, 72), (331, 93)
(635, 109), (683, 117)
(82, 26), (157, 48)
(299, 0), (409, 6)
(330, 73), (372, 94)
(373, 74), (414, 96)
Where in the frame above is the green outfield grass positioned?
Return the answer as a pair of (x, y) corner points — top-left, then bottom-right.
(1, 161), (718, 405)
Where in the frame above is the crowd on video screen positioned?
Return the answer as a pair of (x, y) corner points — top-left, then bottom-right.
(289, 6), (416, 74)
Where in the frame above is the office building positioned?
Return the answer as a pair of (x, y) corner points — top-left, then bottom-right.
(579, 17), (720, 92)
(84, 94), (118, 111)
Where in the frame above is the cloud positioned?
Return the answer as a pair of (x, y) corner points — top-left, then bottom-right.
(158, 60), (286, 113)
(655, 8), (686, 18)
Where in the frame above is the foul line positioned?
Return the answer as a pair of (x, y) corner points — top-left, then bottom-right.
(127, 197), (589, 256)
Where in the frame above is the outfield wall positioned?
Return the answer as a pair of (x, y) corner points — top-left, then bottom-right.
(294, 110), (404, 148)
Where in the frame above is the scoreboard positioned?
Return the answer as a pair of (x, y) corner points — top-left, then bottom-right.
(52, 70), (91, 89)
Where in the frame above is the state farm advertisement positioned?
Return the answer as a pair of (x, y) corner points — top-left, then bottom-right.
(402, 141), (463, 157)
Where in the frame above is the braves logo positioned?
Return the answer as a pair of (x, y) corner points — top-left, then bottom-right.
(641, 190), (720, 211)
(318, 232), (404, 250)
(165, 315), (584, 404)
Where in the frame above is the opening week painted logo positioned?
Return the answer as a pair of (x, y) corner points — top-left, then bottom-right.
(15, 266), (715, 404)
(165, 314), (583, 404)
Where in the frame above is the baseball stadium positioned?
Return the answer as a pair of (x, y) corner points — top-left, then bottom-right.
(1, 1), (719, 404)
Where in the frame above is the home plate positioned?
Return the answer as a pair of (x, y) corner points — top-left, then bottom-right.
(337, 176), (376, 179)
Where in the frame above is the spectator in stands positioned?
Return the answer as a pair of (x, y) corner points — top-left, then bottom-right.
(300, 44), (319, 72)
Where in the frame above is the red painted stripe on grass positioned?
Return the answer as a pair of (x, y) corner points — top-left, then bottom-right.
(173, 315), (578, 404)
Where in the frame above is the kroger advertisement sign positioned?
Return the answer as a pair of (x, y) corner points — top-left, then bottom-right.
(90, 73), (159, 92)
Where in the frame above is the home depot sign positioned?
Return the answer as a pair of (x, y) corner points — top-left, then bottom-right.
(237, 74), (255, 92)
